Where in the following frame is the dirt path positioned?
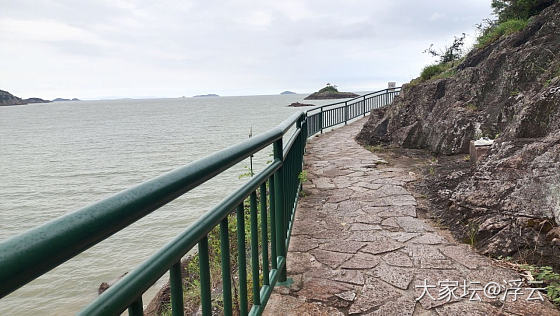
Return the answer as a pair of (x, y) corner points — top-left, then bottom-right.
(264, 118), (559, 315)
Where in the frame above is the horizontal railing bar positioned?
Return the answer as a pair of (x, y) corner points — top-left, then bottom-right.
(79, 160), (282, 315)
(283, 128), (302, 161)
(0, 111), (303, 299)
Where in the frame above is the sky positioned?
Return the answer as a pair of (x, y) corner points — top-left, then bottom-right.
(0, 0), (493, 100)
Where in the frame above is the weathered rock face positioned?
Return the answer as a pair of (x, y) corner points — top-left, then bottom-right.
(0, 90), (25, 106)
(357, 3), (560, 262)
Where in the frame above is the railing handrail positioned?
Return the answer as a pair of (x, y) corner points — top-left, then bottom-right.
(0, 111), (304, 298)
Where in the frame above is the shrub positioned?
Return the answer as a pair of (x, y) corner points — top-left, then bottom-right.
(476, 18), (528, 48)
(420, 64), (447, 81)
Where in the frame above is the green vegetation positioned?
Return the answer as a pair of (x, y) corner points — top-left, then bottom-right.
(420, 62), (459, 81)
(298, 170), (308, 183)
(521, 264), (560, 306)
(414, 0), (558, 83)
(318, 83), (339, 93)
(492, 0), (557, 22)
(417, 34), (466, 82)
(466, 103), (478, 111)
(421, 64), (448, 81)
(428, 166), (435, 176)
(466, 221), (479, 247)
(364, 144), (385, 153)
(464, 154), (471, 161)
(476, 18), (528, 48)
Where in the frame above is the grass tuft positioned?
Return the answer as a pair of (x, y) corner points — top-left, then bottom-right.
(476, 19), (528, 48)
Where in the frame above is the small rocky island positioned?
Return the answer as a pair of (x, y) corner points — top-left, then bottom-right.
(0, 90), (50, 106)
(304, 84), (359, 100)
(280, 91), (296, 95)
(193, 94), (219, 98)
(288, 102), (315, 107)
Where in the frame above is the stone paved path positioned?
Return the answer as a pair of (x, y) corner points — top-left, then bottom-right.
(264, 118), (559, 316)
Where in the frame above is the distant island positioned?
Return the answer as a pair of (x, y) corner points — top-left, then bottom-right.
(304, 84), (359, 100)
(53, 97), (80, 102)
(0, 90), (50, 106)
(280, 91), (296, 95)
(193, 94), (219, 98)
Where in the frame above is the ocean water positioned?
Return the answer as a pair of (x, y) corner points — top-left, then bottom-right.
(0, 94), (346, 315)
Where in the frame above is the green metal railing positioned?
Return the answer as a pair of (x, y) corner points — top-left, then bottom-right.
(306, 87), (401, 136)
(0, 87), (400, 315)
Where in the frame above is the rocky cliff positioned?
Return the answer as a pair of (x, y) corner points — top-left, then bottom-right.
(0, 90), (25, 106)
(357, 3), (560, 265)
(0, 90), (50, 106)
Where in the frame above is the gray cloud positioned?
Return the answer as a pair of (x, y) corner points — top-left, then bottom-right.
(0, 0), (492, 99)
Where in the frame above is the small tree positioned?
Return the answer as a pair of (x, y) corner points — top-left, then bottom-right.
(423, 33), (466, 64)
(491, 0), (556, 22)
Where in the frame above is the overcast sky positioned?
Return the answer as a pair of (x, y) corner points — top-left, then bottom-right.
(0, 0), (493, 99)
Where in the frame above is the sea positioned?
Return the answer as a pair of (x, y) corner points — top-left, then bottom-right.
(0, 93), (351, 315)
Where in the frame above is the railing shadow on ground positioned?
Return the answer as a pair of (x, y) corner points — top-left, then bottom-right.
(0, 87), (400, 316)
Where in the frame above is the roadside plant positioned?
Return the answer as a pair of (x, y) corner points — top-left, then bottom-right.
(467, 221), (479, 247)
(521, 264), (560, 306)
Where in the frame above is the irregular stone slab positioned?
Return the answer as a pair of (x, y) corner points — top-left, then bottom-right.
(340, 252), (382, 269)
(320, 240), (366, 254)
(293, 278), (354, 304)
(379, 184), (410, 196)
(440, 245), (490, 270)
(286, 252), (322, 275)
(310, 249), (353, 269)
(370, 293), (417, 316)
(348, 277), (401, 314)
(355, 181), (383, 190)
(328, 189), (354, 203)
(380, 217), (400, 228)
(289, 236), (320, 252)
(361, 238), (404, 254)
(264, 293), (345, 316)
(382, 251), (413, 267)
(372, 263), (413, 290)
(349, 223), (382, 231)
(337, 200), (362, 213)
(384, 232), (421, 243)
(395, 216), (434, 233)
(364, 205), (417, 218)
(335, 290), (357, 302)
(313, 178), (336, 189)
(409, 232), (447, 245)
(322, 167), (352, 177)
(329, 269), (366, 285)
(347, 230), (386, 242)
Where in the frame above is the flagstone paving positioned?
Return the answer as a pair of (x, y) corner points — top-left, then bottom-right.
(264, 118), (559, 316)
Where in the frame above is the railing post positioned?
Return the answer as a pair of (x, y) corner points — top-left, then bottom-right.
(273, 139), (287, 282)
(363, 96), (366, 117)
(344, 101), (348, 125)
(319, 107), (323, 134)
